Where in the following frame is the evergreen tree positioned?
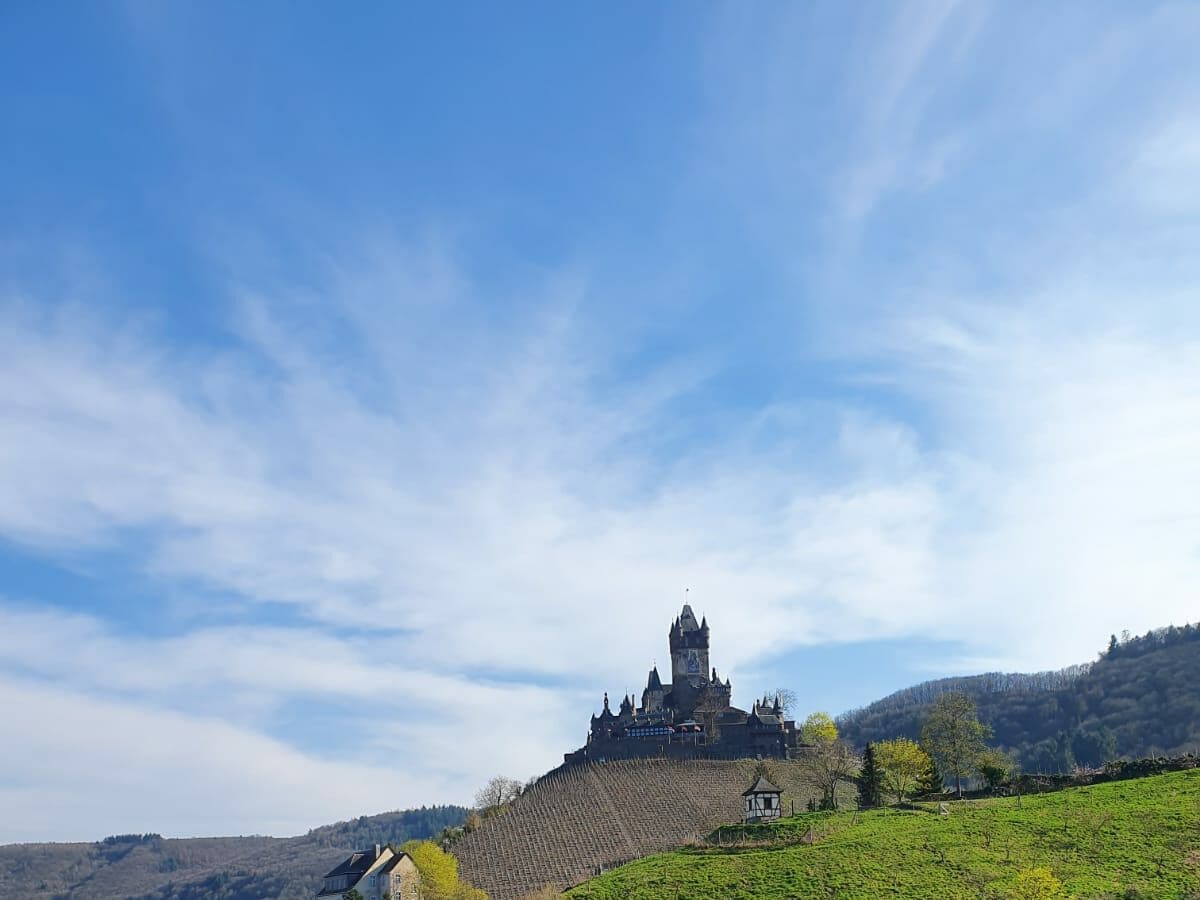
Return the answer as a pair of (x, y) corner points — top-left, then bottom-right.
(856, 742), (882, 808)
(917, 752), (944, 795)
(1055, 730), (1077, 771)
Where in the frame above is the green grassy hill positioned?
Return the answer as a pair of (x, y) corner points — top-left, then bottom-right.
(567, 769), (1200, 899)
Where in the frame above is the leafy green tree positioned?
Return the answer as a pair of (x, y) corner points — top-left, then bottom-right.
(874, 738), (932, 804)
(402, 840), (460, 899)
(921, 692), (991, 797)
(401, 840), (487, 900)
(800, 711), (838, 744)
(856, 742), (882, 808)
(343, 890), (364, 900)
(977, 748), (1015, 788)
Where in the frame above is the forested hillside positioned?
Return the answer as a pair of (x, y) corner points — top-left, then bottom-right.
(838, 624), (1200, 771)
(0, 806), (466, 900)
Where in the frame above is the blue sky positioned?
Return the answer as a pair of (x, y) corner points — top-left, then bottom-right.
(3, 1), (1200, 842)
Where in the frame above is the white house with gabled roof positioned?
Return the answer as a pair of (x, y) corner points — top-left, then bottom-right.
(317, 844), (421, 899)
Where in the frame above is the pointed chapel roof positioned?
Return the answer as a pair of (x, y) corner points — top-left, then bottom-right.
(742, 775), (782, 796)
(646, 666), (663, 690)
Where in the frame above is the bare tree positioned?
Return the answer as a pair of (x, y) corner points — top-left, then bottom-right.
(806, 739), (858, 809)
(474, 775), (524, 812)
(799, 713), (857, 809)
(692, 693), (726, 743)
(773, 688), (798, 717)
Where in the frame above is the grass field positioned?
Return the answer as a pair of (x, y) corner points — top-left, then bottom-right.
(566, 769), (1200, 899)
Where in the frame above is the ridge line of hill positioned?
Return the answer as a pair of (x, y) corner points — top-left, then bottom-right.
(837, 622), (1200, 770)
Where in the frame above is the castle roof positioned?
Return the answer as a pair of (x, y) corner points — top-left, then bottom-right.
(646, 667), (663, 690)
(749, 699), (782, 726)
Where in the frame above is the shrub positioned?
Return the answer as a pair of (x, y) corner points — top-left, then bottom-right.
(1008, 867), (1065, 900)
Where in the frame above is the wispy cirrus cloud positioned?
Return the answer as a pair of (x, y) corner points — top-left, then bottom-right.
(3, 0), (1200, 845)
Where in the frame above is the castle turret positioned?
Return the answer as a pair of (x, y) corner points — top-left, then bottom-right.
(641, 666), (666, 713)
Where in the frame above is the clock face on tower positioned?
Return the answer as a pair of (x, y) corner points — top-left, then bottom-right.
(686, 649), (700, 674)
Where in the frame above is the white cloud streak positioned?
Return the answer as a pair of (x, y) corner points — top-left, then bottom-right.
(3, 0), (1200, 842)
(0, 675), (454, 843)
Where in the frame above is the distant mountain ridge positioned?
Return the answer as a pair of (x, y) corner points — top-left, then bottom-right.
(838, 623), (1200, 770)
(7, 624), (1198, 899)
(0, 805), (467, 900)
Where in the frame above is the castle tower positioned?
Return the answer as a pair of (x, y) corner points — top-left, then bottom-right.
(669, 604), (710, 690)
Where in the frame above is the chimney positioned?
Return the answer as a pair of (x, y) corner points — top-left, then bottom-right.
(374, 843), (381, 858)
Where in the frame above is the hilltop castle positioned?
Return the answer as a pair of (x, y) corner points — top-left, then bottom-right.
(564, 604), (802, 764)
